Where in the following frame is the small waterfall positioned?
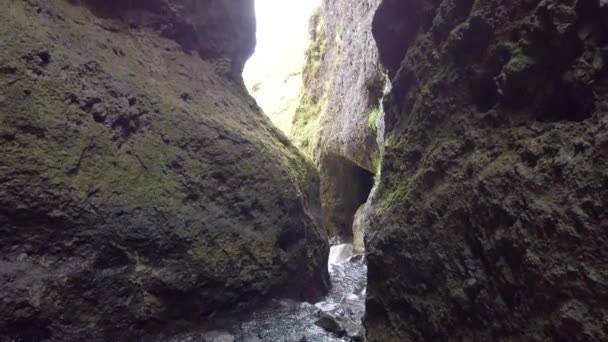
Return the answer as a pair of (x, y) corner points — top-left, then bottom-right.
(328, 244), (354, 265)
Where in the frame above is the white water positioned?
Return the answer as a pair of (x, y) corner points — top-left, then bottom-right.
(328, 244), (355, 265)
(172, 244), (367, 341)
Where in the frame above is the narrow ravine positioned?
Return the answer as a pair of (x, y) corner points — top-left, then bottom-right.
(171, 244), (367, 342)
(3, 1), (606, 341)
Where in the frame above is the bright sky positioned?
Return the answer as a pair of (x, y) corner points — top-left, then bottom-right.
(243, 0), (321, 88)
(242, 0), (321, 134)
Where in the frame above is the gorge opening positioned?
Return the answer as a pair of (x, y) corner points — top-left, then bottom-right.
(243, 0), (321, 136)
(235, 1), (383, 339)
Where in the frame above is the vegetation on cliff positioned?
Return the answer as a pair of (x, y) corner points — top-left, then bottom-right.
(291, 6), (330, 155)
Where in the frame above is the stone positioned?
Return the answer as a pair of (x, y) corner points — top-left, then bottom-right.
(292, 0), (384, 239)
(0, 1), (329, 340)
(342, 321), (365, 341)
(314, 313), (344, 335)
(365, 0), (608, 340)
(314, 301), (339, 314)
(348, 255), (365, 264)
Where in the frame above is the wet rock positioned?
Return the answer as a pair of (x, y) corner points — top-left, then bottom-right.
(315, 301), (339, 314)
(0, 1), (328, 341)
(342, 321), (365, 341)
(348, 255), (365, 264)
(314, 313), (345, 335)
(314, 312), (366, 341)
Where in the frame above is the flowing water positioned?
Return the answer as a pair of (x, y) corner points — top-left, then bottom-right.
(171, 244), (367, 342)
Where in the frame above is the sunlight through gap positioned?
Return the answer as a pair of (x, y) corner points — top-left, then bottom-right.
(243, 0), (321, 135)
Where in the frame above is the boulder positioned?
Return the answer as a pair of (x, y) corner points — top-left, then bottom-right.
(0, 0), (329, 340)
(314, 313), (344, 335)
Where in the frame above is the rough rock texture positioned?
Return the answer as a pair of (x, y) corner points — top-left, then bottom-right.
(365, 0), (608, 340)
(313, 0), (384, 170)
(293, 0), (384, 239)
(0, 0), (329, 340)
(76, 0), (256, 77)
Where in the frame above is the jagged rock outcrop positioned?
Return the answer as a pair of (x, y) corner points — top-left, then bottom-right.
(293, 0), (384, 239)
(365, 0), (608, 340)
(0, 0), (328, 340)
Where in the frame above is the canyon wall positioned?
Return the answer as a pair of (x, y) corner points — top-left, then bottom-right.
(0, 0), (328, 340)
(366, 0), (608, 340)
(293, 0), (384, 241)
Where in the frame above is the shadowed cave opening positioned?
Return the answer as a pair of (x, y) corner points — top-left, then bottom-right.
(321, 155), (375, 241)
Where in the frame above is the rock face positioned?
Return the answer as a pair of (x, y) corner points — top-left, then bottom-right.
(365, 0), (608, 340)
(293, 0), (383, 239)
(0, 0), (328, 340)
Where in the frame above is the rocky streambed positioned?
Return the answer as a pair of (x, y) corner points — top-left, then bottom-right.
(171, 244), (367, 342)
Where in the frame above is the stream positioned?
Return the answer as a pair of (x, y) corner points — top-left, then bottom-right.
(170, 244), (367, 342)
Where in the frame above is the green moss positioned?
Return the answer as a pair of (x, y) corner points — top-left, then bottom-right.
(190, 231), (275, 283)
(377, 129), (474, 208)
(368, 106), (380, 130)
(143, 291), (163, 314)
(0, 3), (328, 335)
(291, 93), (326, 152)
(301, 9), (327, 85)
(504, 53), (536, 75)
(384, 133), (398, 147)
(290, 6), (331, 157)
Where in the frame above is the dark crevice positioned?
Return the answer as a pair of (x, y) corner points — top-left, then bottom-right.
(3, 318), (52, 341)
(471, 72), (499, 112)
(537, 82), (595, 122)
(321, 155), (374, 240)
(372, 0), (441, 78)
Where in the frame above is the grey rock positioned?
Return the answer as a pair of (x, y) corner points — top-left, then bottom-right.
(314, 313), (344, 335)
(0, 1), (329, 341)
(293, 0), (384, 239)
(365, 0), (608, 340)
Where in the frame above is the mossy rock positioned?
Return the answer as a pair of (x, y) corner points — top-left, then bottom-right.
(0, 1), (328, 340)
